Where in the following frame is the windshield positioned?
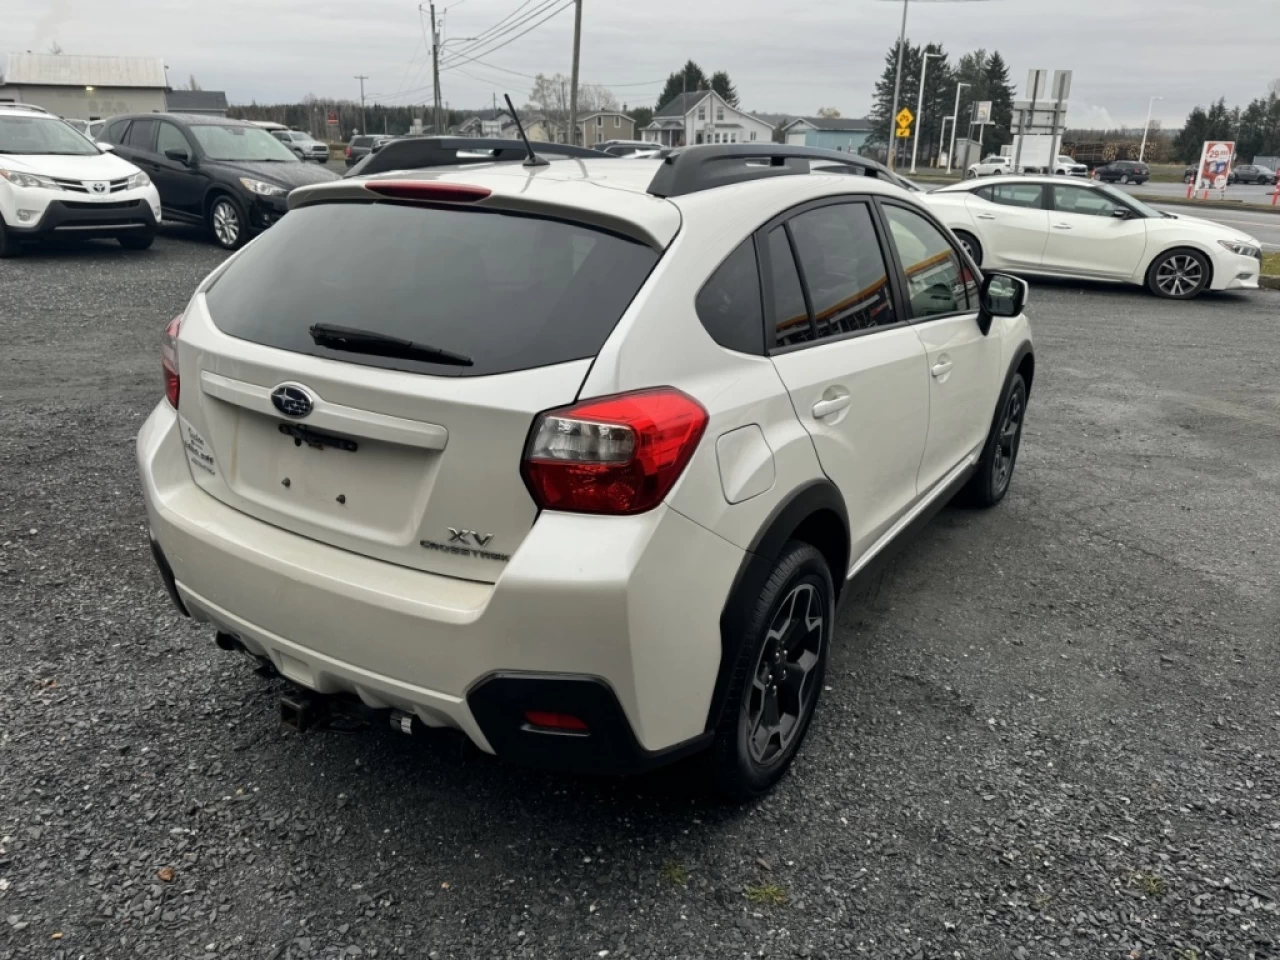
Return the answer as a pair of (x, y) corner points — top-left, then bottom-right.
(0, 115), (101, 156)
(1097, 184), (1164, 219)
(190, 124), (298, 162)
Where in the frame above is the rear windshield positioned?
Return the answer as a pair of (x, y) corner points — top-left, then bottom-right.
(205, 201), (660, 377)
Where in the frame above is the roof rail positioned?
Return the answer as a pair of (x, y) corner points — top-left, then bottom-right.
(347, 136), (612, 178)
(0, 102), (52, 114)
(646, 143), (900, 198)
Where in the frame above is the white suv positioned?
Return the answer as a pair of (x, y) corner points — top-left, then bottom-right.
(965, 154), (1012, 179)
(137, 143), (1034, 798)
(0, 103), (162, 256)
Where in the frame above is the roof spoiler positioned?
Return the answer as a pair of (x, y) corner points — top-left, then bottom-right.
(347, 137), (611, 178)
(646, 143), (896, 198)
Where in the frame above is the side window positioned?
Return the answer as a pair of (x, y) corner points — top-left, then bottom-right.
(695, 239), (764, 355)
(767, 227), (813, 348)
(156, 122), (190, 157)
(1052, 185), (1124, 218)
(986, 183), (1045, 208)
(124, 118), (157, 151)
(883, 204), (976, 319)
(103, 119), (130, 145)
(787, 203), (898, 338)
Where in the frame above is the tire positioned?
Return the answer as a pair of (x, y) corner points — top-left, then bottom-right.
(954, 229), (983, 267)
(207, 194), (247, 250)
(958, 372), (1027, 508)
(964, 169), (977, 180)
(711, 541), (833, 802)
(1146, 248), (1210, 300)
(118, 232), (155, 250)
(1120, 174), (1130, 184)
(0, 220), (21, 259)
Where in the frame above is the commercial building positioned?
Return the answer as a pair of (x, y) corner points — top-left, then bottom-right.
(0, 53), (168, 120)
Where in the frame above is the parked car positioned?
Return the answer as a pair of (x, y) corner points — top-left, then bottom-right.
(100, 113), (338, 249)
(1053, 155), (1088, 177)
(923, 175), (1262, 299)
(137, 142), (1034, 799)
(64, 118), (89, 135)
(0, 102), (161, 257)
(1093, 160), (1150, 184)
(1183, 164), (1198, 184)
(86, 119), (106, 141)
(1227, 163), (1277, 185)
(965, 155), (1012, 179)
(344, 134), (389, 168)
(596, 140), (662, 157)
(272, 130), (332, 163)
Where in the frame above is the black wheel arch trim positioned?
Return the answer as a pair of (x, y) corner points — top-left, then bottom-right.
(707, 480), (850, 732)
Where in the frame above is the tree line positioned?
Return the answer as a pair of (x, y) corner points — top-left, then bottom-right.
(868, 42), (1016, 166)
(1175, 84), (1280, 162)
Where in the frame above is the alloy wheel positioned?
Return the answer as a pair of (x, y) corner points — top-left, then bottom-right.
(745, 582), (825, 766)
(212, 201), (240, 248)
(1155, 254), (1203, 297)
(992, 386), (1024, 496)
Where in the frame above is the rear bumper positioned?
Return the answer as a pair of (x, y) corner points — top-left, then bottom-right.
(137, 401), (742, 771)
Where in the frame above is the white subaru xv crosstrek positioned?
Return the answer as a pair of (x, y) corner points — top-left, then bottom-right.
(137, 142), (1035, 799)
(0, 103), (162, 256)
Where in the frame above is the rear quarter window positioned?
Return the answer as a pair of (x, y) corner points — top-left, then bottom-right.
(205, 202), (660, 377)
(695, 239), (764, 354)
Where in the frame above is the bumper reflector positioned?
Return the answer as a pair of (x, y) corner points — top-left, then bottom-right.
(524, 710), (589, 733)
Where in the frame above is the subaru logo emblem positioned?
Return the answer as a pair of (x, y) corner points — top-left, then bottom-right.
(89, 181), (108, 195)
(271, 384), (314, 418)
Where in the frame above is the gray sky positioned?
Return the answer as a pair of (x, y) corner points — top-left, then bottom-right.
(8, 0), (1278, 127)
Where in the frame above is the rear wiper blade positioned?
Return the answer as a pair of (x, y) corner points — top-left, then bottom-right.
(309, 323), (473, 367)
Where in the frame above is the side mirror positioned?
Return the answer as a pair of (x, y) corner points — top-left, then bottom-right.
(1111, 207), (1131, 219)
(978, 272), (1028, 333)
(164, 148), (192, 165)
(97, 142), (115, 152)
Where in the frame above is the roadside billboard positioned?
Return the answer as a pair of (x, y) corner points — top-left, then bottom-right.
(1190, 140), (1234, 198)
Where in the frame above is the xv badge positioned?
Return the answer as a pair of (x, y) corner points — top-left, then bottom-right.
(448, 528), (494, 547)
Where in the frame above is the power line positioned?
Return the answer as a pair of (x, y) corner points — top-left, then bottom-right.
(440, 0), (568, 67)
(455, 0), (538, 50)
(439, 0), (560, 64)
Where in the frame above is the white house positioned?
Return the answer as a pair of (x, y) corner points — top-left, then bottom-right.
(642, 91), (774, 149)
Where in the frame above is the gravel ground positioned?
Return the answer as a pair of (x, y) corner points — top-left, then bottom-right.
(2, 230), (1280, 960)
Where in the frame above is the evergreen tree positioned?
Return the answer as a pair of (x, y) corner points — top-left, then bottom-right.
(710, 71), (739, 107)
(656, 61), (709, 112)
(982, 51), (1015, 151)
(869, 41), (955, 166)
(1174, 105), (1210, 161)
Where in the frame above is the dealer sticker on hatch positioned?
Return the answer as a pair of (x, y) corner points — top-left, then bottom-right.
(180, 420), (217, 478)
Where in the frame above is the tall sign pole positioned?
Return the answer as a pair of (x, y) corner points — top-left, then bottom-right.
(886, 0), (909, 170)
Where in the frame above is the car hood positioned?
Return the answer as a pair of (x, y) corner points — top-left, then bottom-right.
(0, 150), (141, 179)
(1158, 213), (1261, 246)
(215, 160), (339, 187)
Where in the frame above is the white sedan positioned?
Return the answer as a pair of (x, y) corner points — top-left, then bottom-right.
(923, 176), (1263, 299)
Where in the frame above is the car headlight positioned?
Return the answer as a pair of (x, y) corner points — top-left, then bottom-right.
(0, 169), (60, 190)
(239, 177), (287, 197)
(126, 171), (150, 189)
(1219, 239), (1262, 258)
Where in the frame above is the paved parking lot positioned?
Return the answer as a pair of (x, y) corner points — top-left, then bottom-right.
(2, 230), (1279, 960)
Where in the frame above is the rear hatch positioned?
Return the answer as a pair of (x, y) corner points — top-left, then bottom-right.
(175, 196), (660, 583)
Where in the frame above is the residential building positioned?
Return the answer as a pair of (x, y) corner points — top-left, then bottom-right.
(455, 110), (551, 142)
(578, 111), (635, 148)
(641, 91), (774, 149)
(164, 89), (229, 116)
(0, 52), (168, 120)
(779, 116), (873, 153)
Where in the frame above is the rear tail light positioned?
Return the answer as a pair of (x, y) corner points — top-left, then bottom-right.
(344, 145), (352, 158)
(521, 387), (708, 515)
(162, 314), (182, 408)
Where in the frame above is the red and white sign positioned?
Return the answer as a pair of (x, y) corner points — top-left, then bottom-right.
(1188, 140), (1234, 199)
(327, 110), (339, 126)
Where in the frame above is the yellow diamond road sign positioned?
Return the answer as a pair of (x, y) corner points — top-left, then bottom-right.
(895, 107), (914, 127)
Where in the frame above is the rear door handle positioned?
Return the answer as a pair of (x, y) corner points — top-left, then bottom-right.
(812, 395), (851, 419)
(976, 213), (997, 220)
(931, 360), (954, 378)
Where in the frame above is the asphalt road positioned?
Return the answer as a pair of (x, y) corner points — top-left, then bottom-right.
(2, 231), (1280, 960)
(1120, 180), (1278, 203)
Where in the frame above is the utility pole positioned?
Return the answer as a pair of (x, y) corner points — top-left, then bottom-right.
(946, 81), (970, 174)
(886, 0), (909, 170)
(430, 3), (442, 134)
(354, 75), (369, 135)
(910, 50), (940, 173)
(568, 0), (583, 147)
